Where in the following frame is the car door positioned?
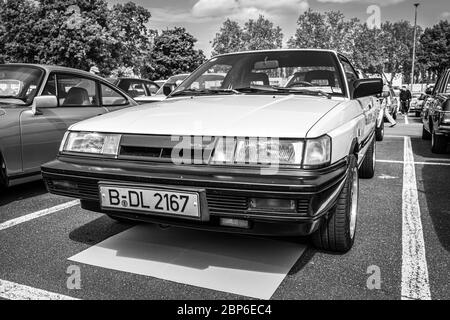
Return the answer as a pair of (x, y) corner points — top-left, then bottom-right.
(20, 72), (107, 173)
(340, 57), (376, 142)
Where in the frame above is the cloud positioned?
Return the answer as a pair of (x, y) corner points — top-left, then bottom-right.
(191, 0), (309, 21)
(315, 0), (407, 6)
(441, 12), (450, 19)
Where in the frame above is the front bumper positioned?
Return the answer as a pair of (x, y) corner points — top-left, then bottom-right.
(41, 156), (349, 236)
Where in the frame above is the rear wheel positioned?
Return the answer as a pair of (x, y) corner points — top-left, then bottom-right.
(431, 130), (447, 154)
(375, 120), (384, 141)
(311, 155), (358, 252)
(358, 138), (375, 179)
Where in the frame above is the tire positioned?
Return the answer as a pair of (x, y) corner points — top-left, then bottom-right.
(0, 154), (7, 190)
(311, 155), (358, 253)
(375, 120), (384, 141)
(422, 125), (431, 140)
(358, 137), (375, 179)
(431, 130), (447, 154)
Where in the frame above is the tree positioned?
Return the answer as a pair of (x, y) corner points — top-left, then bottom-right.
(0, 0), (155, 76)
(242, 15), (283, 51)
(109, 2), (155, 76)
(380, 21), (416, 84)
(351, 24), (385, 74)
(211, 15), (283, 55)
(0, 0), (40, 64)
(211, 19), (245, 56)
(417, 20), (450, 79)
(288, 9), (359, 56)
(147, 27), (206, 80)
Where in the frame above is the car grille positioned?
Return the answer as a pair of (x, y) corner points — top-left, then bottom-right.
(45, 177), (310, 217)
(118, 134), (215, 163)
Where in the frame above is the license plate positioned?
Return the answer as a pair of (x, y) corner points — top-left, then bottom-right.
(99, 185), (200, 218)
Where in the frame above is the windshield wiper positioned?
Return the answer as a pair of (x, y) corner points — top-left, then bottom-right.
(170, 88), (240, 97)
(234, 85), (279, 93)
(273, 87), (332, 99)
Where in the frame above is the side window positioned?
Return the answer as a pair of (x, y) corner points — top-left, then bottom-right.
(101, 83), (127, 106)
(145, 83), (159, 95)
(128, 81), (147, 97)
(443, 72), (450, 94)
(340, 59), (358, 95)
(57, 74), (98, 107)
(42, 74), (56, 96)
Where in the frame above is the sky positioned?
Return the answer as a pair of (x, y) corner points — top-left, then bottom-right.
(107, 0), (450, 57)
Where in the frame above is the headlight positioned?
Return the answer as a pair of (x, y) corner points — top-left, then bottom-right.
(61, 131), (122, 156)
(211, 137), (304, 166)
(303, 135), (331, 167)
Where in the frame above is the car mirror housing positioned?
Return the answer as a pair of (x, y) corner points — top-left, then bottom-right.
(352, 78), (383, 99)
(32, 95), (58, 115)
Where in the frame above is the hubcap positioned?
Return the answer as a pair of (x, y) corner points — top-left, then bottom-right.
(349, 167), (359, 239)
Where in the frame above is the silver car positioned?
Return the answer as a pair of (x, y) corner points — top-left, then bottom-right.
(0, 64), (137, 188)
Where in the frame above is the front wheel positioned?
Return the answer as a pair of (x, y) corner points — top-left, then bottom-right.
(311, 155), (359, 252)
(358, 138), (375, 179)
(376, 120), (384, 141)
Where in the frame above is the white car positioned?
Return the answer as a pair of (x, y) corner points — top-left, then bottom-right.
(42, 49), (383, 252)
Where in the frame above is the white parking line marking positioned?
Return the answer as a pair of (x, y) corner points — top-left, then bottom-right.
(401, 137), (431, 300)
(0, 279), (78, 300)
(0, 200), (79, 231)
(377, 159), (450, 166)
(405, 115), (409, 124)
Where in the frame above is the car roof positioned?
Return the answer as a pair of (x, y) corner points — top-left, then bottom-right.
(213, 48), (340, 58)
(1, 63), (106, 81)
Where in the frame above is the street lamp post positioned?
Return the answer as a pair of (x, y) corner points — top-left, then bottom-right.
(410, 3), (420, 91)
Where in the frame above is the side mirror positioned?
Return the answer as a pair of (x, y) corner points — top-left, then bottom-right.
(32, 95), (58, 115)
(352, 78), (383, 99)
(163, 85), (172, 96)
(425, 88), (432, 95)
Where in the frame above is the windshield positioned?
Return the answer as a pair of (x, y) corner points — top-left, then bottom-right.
(172, 51), (346, 97)
(155, 74), (189, 96)
(0, 65), (44, 105)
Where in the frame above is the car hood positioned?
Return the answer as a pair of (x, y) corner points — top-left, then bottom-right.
(71, 95), (342, 138)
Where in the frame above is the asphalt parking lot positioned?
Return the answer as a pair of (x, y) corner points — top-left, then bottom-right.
(0, 114), (449, 300)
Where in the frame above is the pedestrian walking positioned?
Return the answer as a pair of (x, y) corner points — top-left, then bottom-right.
(399, 85), (411, 114)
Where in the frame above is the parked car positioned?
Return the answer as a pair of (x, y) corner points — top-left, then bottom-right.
(108, 78), (160, 101)
(409, 92), (427, 117)
(42, 49), (383, 252)
(135, 74), (190, 103)
(0, 64), (137, 188)
(421, 68), (450, 153)
(154, 80), (166, 87)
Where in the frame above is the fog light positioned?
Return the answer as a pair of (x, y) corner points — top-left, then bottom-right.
(52, 180), (78, 191)
(249, 198), (296, 211)
(219, 218), (249, 229)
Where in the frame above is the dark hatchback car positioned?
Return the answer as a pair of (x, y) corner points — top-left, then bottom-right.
(421, 68), (450, 153)
(0, 64), (137, 188)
